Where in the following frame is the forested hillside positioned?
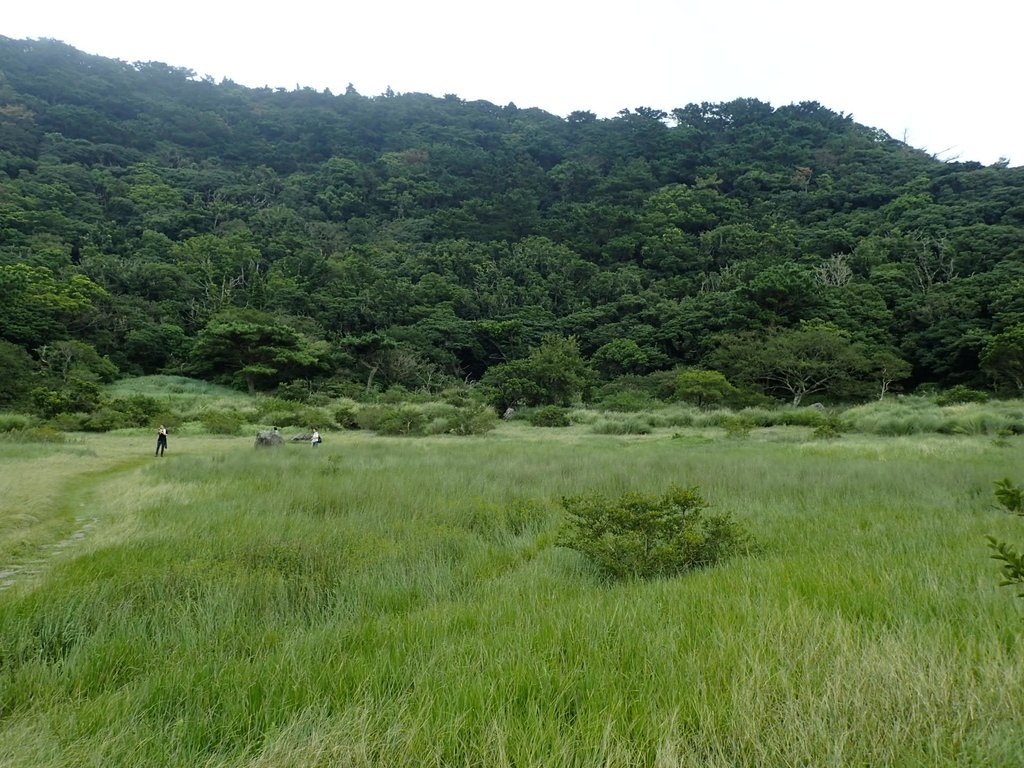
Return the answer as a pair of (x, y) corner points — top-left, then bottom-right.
(2, 35), (1024, 407)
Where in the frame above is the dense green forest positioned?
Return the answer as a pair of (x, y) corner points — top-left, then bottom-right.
(2, 35), (1024, 411)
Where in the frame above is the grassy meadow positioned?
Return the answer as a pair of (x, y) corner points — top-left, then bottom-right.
(1, 396), (1023, 766)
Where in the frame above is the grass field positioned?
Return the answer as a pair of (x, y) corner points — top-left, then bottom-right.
(1, 421), (1022, 766)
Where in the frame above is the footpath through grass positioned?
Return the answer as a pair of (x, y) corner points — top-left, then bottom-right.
(0, 426), (1022, 766)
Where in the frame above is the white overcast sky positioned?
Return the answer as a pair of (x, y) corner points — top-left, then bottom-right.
(3, 0), (1021, 166)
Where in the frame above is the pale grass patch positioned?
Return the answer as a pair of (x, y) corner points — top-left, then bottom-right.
(0, 444), (116, 559)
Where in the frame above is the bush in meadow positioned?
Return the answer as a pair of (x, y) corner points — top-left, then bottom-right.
(936, 385), (989, 406)
(446, 405), (498, 435)
(558, 485), (749, 581)
(529, 406), (571, 427)
(200, 410), (243, 435)
(0, 413), (35, 432)
(597, 390), (660, 412)
(333, 403), (360, 430)
(356, 405), (427, 435)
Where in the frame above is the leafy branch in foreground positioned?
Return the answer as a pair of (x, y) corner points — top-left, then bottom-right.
(557, 485), (750, 581)
(993, 478), (1024, 516)
(987, 478), (1024, 597)
(986, 537), (1024, 596)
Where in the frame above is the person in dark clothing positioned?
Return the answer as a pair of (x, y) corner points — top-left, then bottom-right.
(156, 425), (168, 457)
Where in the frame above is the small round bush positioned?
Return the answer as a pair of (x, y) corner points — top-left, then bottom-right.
(356, 405), (427, 435)
(936, 385), (989, 406)
(444, 405), (498, 435)
(82, 408), (135, 432)
(722, 416), (752, 438)
(529, 406), (571, 427)
(107, 395), (163, 424)
(200, 410), (243, 435)
(558, 485), (750, 580)
(334, 404), (360, 430)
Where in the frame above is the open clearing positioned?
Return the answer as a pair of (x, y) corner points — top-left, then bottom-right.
(1, 425), (1022, 767)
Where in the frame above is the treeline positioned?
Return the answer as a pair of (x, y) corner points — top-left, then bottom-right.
(2, 35), (1024, 411)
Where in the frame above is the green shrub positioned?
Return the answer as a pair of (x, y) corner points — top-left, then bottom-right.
(994, 478), (1024, 516)
(255, 396), (300, 420)
(420, 401), (497, 435)
(46, 412), (90, 431)
(274, 381), (313, 402)
(256, 396), (334, 429)
(200, 410), (243, 435)
(81, 407), (134, 432)
(107, 394), (163, 424)
(936, 385), (989, 406)
(29, 379), (102, 418)
(0, 413), (34, 432)
(334, 403), (360, 430)
(381, 385), (415, 404)
(558, 485), (749, 580)
(356, 405), (427, 435)
(641, 370), (683, 401)
(439, 385), (476, 408)
(986, 539), (1024, 597)
(722, 416), (752, 439)
(446, 405), (498, 436)
(672, 369), (738, 408)
(0, 340), (34, 408)
(529, 406), (571, 427)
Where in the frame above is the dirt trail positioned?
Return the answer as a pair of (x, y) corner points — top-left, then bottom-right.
(0, 515), (99, 590)
(0, 447), (153, 593)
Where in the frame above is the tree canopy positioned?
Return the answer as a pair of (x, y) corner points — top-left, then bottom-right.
(2, 36), (1023, 403)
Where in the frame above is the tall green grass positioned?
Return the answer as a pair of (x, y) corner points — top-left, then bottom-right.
(1, 428), (1022, 766)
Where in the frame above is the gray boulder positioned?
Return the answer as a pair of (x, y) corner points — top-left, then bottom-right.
(255, 430), (285, 448)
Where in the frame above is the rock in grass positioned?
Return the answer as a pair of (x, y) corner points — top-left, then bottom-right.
(254, 430), (284, 448)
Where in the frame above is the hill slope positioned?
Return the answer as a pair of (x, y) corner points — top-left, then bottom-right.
(2, 36), (1024, 400)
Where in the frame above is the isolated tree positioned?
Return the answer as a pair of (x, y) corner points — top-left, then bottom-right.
(710, 323), (869, 406)
(672, 368), (738, 408)
(336, 332), (399, 394)
(190, 310), (327, 393)
(481, 334), (593, 411)
(865, 347), (912, 400)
